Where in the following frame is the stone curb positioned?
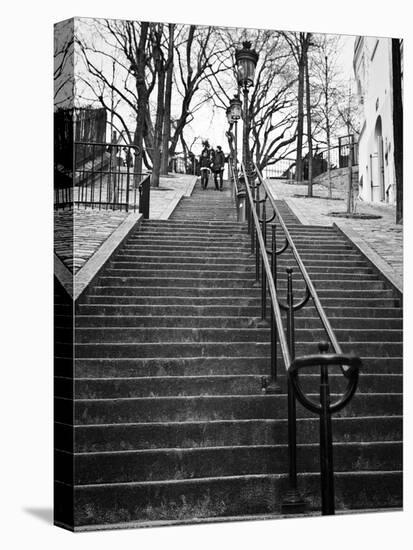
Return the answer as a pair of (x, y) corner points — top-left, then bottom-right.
(183, 176), (198, 197)
(74, 212), (143, 301)
(54, 212), (143, 301)
(54, 254), (73, 298)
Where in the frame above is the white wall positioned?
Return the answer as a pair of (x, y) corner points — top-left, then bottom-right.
(356, 38), (396, 204)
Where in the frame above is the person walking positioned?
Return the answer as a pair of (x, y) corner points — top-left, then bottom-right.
(199, 141), (211, 189)
(211, 145), (226, 191)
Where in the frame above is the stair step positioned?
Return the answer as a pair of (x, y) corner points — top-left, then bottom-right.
(59, 393), (402, 425)
(70, 356), (402, 378)
(65, 373), (401, 399)
(68, 416), (403, 453)
(84, 295), (399, 308)
(56, 442), (402, 485)
(55, 470), (401, 528)
(71, 314), (402, 331)
(69, 326), (401, 345)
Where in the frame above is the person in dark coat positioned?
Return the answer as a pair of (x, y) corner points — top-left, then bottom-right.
(211, 145), (226, 190)
(199, 142), (211, 189)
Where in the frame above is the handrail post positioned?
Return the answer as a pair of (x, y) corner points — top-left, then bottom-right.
(281, 268), (307, 513)
(260, 202), (267, 322)
(266, 223), (281, 394)
(125, 160), (130, 212)
(254, 227), (260, 286)
(139, 175), (150, 219)
(318, 341), (335, 515)
(250, 180), (255, 253)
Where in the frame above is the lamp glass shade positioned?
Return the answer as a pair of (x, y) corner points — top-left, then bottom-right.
(235, 41), (258, 88)
(229, 96), (242, 120)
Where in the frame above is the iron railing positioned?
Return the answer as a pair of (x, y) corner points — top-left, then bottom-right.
(313, 142), (359, 179)
(235, 161), (361, 515)
(261, 159), (296, 180)
(54, 141), (151, 215)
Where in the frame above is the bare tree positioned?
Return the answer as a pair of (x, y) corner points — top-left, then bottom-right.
(283, 32), (312, 183)
(311, 35), (345, 196)
(304, 33), (313, 196)
(161, 24), (175, 174)
(54, 19), (75, 108)
(169, 25), (232, 160)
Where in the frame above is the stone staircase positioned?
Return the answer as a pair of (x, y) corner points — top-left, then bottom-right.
(54, 182), (402, 529)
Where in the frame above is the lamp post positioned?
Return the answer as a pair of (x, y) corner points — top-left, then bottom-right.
(235, 41), (258, 175)
(226, 94), (242, 178)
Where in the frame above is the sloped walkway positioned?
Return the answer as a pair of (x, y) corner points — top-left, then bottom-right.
(266, 180), (403, 291)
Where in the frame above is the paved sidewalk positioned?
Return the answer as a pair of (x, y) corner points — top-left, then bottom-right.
(54, 209), (130, 273)
(150, 173), (197, 219)
(266, 179), (403, 291)
(54, 174), (198, 274)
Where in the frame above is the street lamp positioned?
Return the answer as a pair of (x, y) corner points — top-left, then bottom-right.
(226, 94), (242, 177)
(229, 94), (242, 120)
(235, 41), (258, 174)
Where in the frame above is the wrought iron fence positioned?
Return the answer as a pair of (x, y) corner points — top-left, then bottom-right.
(313, 138), (359, 178)
(262, 158), (296, 180)
(54, 141), (151, 214)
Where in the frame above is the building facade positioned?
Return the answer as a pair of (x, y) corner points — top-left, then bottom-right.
(353, 36), (402, 204)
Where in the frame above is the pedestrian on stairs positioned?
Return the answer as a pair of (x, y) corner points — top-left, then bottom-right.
(199, 141), (211, 189)
(212, 145), (226, 191)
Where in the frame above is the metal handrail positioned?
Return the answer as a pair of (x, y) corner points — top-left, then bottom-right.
(241, 163), (291, 367)
(253, 163), (346, 367)
(238, 161), (361, 516)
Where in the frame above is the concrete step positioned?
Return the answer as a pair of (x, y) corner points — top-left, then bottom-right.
(56, 470), (401, 527)
(72, 314), (402, 331)
(73, 306), (402, 324)
(95, 276), (385, 291)
(71, 356), (402, 379)
(70, 416), (403, 453)
(121, 244), (252, 253)
(104, 269), (257, 279)
(67, 373), (401, 399)
(76, 304), (262, 317)
(70, 326), (401, 344)
(72, 327), (271, 344)
(89, 286), (394, 300)
(60, 393), (402, 425)
(56, 442), (402, 485)
(109, 261), (375, 276)
(104, 268), (381, 283)
(85, 295), (399, 308)
(69, 341), (402, 359)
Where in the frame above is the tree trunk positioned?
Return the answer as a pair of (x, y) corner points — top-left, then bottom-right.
(133, 22), (149, 186)
(392, 38), (403, 224)
(161, 24), (174, 175)
(151, 30), (166, 188)
(325, 56), (332, 198)
(295, 35), (305, 183)
(305, 43), (313, 197)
